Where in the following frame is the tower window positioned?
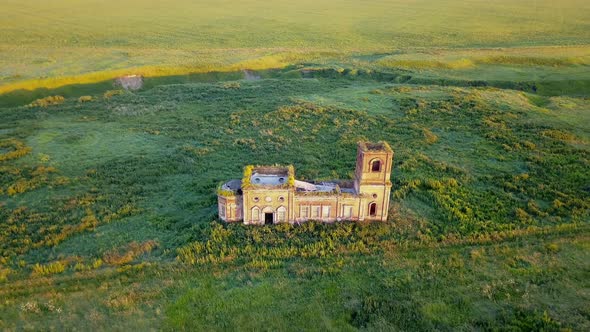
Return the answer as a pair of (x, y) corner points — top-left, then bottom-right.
(371, 159), (382, 172)
(369, 203), (377, 217)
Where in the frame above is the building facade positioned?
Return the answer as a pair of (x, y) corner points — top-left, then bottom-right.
(218, 141), (393, 224)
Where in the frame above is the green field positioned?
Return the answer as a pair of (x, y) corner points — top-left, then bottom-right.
(1, 0), (590, 91)
(1, 0), (589, 330)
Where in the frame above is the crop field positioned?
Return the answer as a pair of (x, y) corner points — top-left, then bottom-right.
(1, 0), (590, 91)
(0, 0), (589, 330)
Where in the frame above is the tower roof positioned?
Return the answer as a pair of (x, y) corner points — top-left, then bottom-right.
(358, 141), (393, 153)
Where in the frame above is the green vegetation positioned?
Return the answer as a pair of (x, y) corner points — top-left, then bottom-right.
(27, 95), (65, 108)
(0, 0), (589, 329)
(1, 0), (590, 93)
(0, 70), (588, 329)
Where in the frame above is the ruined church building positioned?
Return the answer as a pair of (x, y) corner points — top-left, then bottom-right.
(218, 141), (393, 224)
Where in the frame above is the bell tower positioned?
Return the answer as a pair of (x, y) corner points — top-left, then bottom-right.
(354, 141), (393, 221)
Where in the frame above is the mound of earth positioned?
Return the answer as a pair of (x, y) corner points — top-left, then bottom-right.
(115, 75), (144, 91)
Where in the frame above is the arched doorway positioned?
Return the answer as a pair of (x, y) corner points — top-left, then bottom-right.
(368, 202), (377, 217)
(262, 206), (274, 225)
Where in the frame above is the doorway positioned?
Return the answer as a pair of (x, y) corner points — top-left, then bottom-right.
(369, 203), (377, 217)
(264, 213), (273, 225)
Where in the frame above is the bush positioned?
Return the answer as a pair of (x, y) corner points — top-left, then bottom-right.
(541, 129), (576, 142)
(545, 243), (560, 253)
(0, 139), (32, 162)
(103, 89), (124, 99)
(103, 240), (158, 265)
(0, 265), (11, 282)
(27, 95), (65, 107)
(32, 260), (67, 276)
(423, 128), (439, 144)
(222, 81), (240, 89)
(515, 208), (532, 223)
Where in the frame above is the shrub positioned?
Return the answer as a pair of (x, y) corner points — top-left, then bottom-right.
(222, 81), (240, 89)
(492, 309), (562, 331)
(541, 129), (576, 142)
(470, 248), (485, 261)
(552, 199), (565, 209)
(425, 179), (443, 190)
(545, 243), (560, 253)
(7, 179), (31, 196)
(92, 258), (103, 269)
(32, 260), (67, 276)
(27, 95), (65, 107)
(233, 138), (256, 150)
(0, 139), (32, 162)
(422, 128), (439, 144)
(515, 208), (532, 223)
(182, 145), (211, 157)
(447, 252), (465, 269)
(103, 240), (158, 265)
(103, 89), (124, 99)
(522, 140), (536, 150)
(217, 186), (235, 197)
(0, 265), (11, 282)
(31, 165), (57, 176)
(241, 165), (254, 188)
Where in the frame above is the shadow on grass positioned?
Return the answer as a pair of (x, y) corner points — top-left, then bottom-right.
(1, 65), (588, 108)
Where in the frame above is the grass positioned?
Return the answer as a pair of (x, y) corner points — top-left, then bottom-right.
(0, 0), (589, 329)
(2, 224), (588, 330)
(0, 71), (588, 329)
(4, 0), (589, 50)
(1, 0), (589, 92)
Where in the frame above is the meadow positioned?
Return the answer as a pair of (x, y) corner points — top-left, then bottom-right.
(0, 69), (589, 329)
(1, 0), (590, 92)
(0, 0), (589, 330)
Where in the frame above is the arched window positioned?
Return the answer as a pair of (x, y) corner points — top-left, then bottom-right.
(251, 206), (260, 222)
(369, 202), (377, 217)
(228, 204), (235, 219)
(371, 159), (382, 172)
(277, 206), (287, 222)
